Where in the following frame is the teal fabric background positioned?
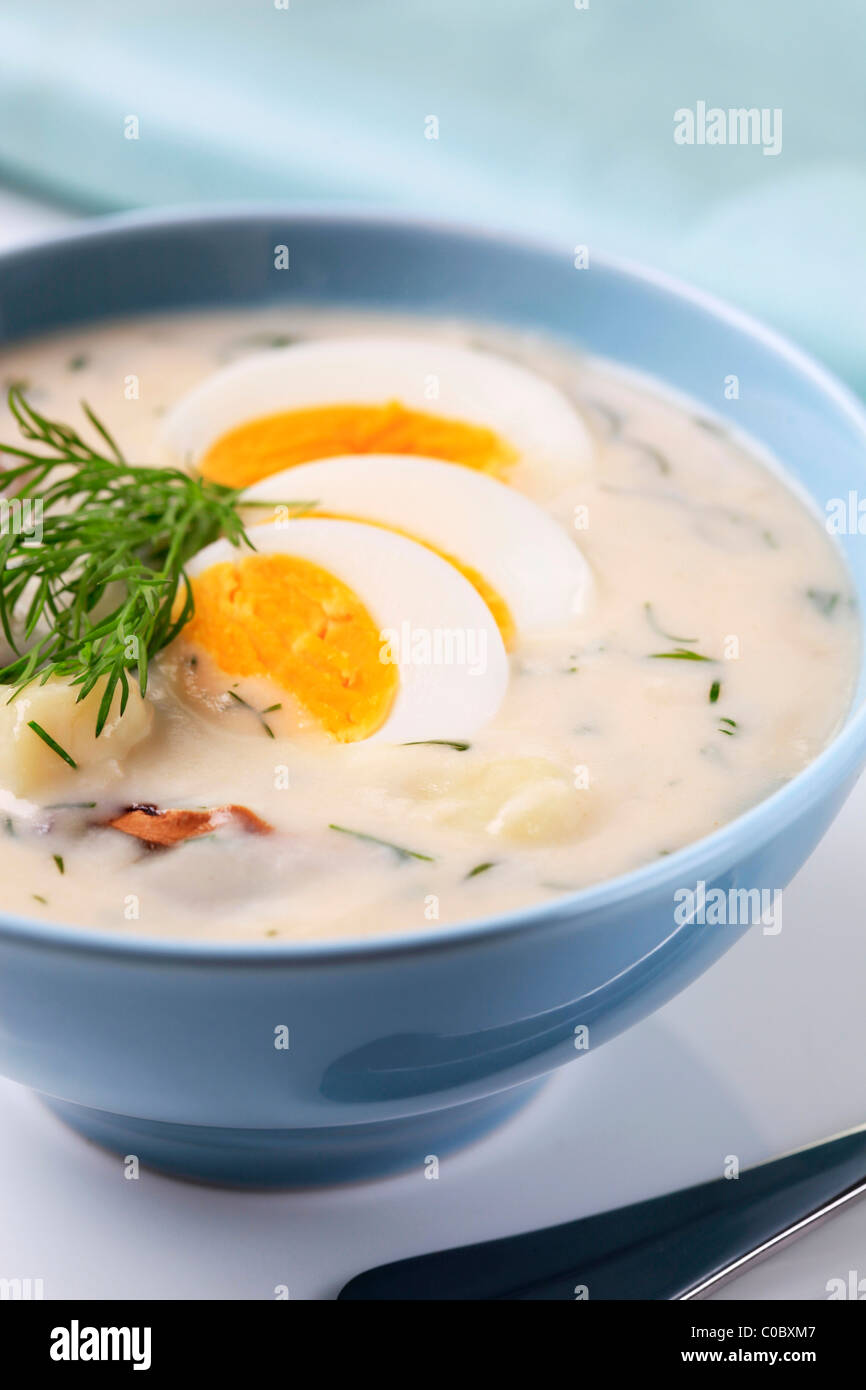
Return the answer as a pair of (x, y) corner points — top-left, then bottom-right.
(0, 0), (863, 391)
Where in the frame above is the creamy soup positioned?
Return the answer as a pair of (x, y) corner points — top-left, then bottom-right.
(0, 309), (857, 941)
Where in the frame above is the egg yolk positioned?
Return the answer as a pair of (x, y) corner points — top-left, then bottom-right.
(198, 402), (515, 488)
(183, 554), (399, 742)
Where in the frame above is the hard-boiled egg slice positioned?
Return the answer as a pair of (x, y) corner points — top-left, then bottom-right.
(159, 338), (594, 488)
(241, 454), (593, 634)
(178, 520), (508, 744)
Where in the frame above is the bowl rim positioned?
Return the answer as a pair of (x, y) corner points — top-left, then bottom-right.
(1, 201), (865, 964)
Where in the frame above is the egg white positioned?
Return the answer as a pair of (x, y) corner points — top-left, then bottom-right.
(159, 337), (594, 470)
(242, 454), (593, 627)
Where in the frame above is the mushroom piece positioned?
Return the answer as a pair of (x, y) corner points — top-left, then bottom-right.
(104, 802), (272, 848)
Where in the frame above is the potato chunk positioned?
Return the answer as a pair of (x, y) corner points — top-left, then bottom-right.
(0, 677), (153, 797)
(418, 756), (595, 845)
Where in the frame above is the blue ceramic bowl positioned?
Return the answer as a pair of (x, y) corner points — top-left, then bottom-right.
(1, 208), (865, 1186)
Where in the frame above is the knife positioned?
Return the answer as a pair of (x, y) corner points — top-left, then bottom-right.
(339, 1125), (866, 1300)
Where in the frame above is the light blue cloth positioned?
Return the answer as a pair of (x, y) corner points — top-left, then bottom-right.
(1, 0), (864, 393)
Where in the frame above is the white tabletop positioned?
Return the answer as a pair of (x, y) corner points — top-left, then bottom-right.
(1, 191), (864, 1301)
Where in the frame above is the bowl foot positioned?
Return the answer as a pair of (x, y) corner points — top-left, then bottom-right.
(39, 1080), (546, 1188)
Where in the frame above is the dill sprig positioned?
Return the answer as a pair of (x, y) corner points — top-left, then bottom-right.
(402, 738), (471, 752)
(0, 386), (252, 735)
(328, 823), (434, 862)
(467, 861), (495, 878)
(226, 688), (281, 738)
(28, 719), (78, 768)
(650, 647), (714, 663)
(644, 602), (697, 645)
